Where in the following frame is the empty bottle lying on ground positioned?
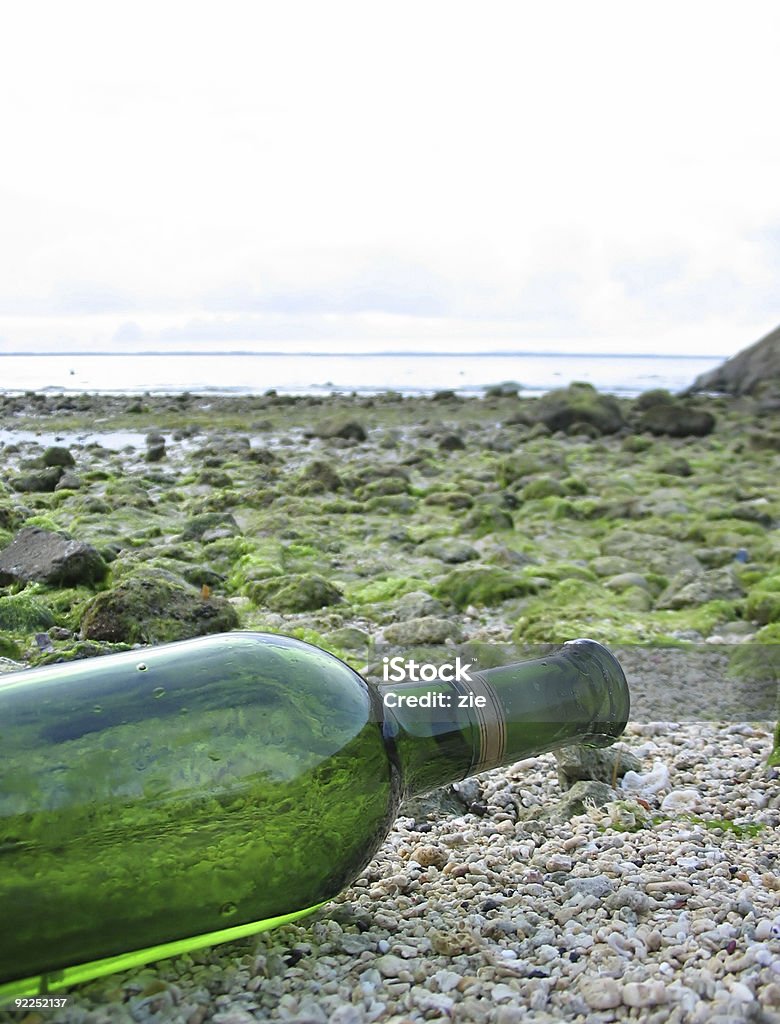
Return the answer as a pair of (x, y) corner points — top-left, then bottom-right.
(0, 631), (630, 998)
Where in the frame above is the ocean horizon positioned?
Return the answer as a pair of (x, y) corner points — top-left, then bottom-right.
(0, 350), (724, 398)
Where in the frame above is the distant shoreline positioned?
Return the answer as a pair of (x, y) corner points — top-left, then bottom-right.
(0, 349), (720, 359)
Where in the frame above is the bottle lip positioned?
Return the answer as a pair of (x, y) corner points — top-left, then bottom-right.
(563, 638), (631, 746)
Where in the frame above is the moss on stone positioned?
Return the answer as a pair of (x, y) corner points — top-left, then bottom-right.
(435, 567), (537, 609)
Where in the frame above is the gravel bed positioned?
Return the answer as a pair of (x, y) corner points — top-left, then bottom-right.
(3, 723), (778, 1024)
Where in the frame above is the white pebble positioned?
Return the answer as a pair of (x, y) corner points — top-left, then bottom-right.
(661, 788), (702, 812)
(580, 977), (622, 1009)
(374, 954), (406, 978)
(491, 984), (517, 1002)
(621, 762), (671, 795)
(622, 980), (668, 1007)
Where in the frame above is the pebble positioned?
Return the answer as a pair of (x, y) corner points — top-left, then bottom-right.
(580, 977), (622, 1008)
(622, 980), (669, 1007)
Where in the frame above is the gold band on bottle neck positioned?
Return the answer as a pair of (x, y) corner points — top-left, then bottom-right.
(464, 672), (507, 774)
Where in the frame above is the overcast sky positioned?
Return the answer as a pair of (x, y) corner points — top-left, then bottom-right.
(1, 1), (778, 355)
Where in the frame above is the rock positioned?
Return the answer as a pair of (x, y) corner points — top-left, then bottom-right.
(553, 780), (616, 820)
(604, 572), (652, 593)
(580, 977), (622, 1010)
(0, 527), (107, 586)
(590, 555), (633, 577)
(686, 322), (780, 397)
(55, 471), (84, 490)
(460, 505), (514, 538)
(658, 455), (693, 476)
(298, 460), (343, 492)
(621, 762), (670, 795)
(42, 445), (75, 468)
(566, 873), (615, 899)
(745, 578), (780, 625)
(423, 490), (475, 510)
(374, 954), (407, 978)
(622, 981), (668, 1007)
(521, 475), (566, 500)
(80, 567), (239, 644)
(309, 418), (367, 442)
(9, 467), (63, 492)
(634, 388), (675, 411)
(601, 528), (701, 576)
(438, 433), (465, 451)
(435, 566), (536, 609)
(326, 626), (371, 650)
(383, 616), (463, 645)
(655, 566), (744, 609)
(638, 403), (716, 437)
(534, 382), (625, 435)
(392, 590), (447, 620)
(181, 513), (241, 540)
(248, 573), (343, 613)
(554, 745), (643, 789)
(419, 538), (479, 564)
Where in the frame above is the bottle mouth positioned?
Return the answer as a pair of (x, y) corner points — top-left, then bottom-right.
(563, 638), (631, 747)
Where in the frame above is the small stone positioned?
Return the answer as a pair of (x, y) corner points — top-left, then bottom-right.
(545, 854), (572, 872)
(375, 954), (406, 978)
(622, 980), (668, 1007)
(761, 982), (780, 1006)
(661, 789), (702, 812)
(491, 984), (517, 1002)
(409, 844), (448, 869)
(580, 977), (622, 1009)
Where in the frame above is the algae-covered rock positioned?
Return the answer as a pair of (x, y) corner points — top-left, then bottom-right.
(249, 573), (343, 613)
(460, 504), (514, 538)
(655, 567), (745, 610)
(309, 418), (367, 442)
(658, 456), (693, 477)
(0, 527), (108, 586)
(383, 616), (464, 645)
(521, 476), (566, 500)
(435, 566), (536, 609)
(418, 538), (479, 564)
(638, 403), (716, 437)
(601, 528), (701, 577)
(9, 467), (63, 492)
(0, 590), (56, 632)
(552, 780), (616, 821)
(391, 590), (446, 620)
(745, 577), (780, 625)
(42, 446), (76, 468)
(180, 512), (241, 540)
(80, 568), (239, 644)
(534, 383), (625, 436)
(297, 460), (343, 493)
(554, 746), (643, 790)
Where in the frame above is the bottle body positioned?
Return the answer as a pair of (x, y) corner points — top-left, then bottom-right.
(0, 632), (629, 997)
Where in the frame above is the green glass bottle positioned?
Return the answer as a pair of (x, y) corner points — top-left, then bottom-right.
(0, 632), (629, 999)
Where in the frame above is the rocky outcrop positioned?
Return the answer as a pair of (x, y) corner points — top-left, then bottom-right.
(687, 323), (780, 397)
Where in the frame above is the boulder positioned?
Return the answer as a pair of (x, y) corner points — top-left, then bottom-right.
(248, 573), (343, 612)
(686, 323), (780, 397)
(533, 383), (625, 435)
(308, 418), (367, 442)
(638, 403), (715, 437)
(655, 566), (745, 610)
(81, 567), (239, 644)
(600, 528), (701, 577)
(0, 527), (107, 586)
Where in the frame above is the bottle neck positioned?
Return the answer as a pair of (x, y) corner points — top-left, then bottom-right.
(377, 639), (630, 798)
